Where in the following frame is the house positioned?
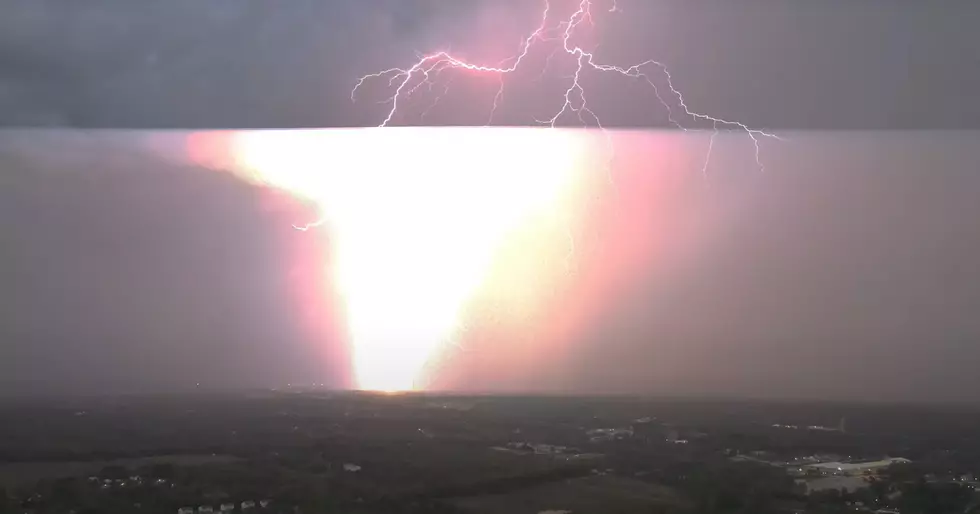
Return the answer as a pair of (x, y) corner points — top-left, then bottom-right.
(795, 476), (871, 494)
(587, 427), (633, 442)
(805, 458), (911, 477)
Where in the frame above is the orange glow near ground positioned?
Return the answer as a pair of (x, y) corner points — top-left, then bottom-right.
(228, 128), (589, 392)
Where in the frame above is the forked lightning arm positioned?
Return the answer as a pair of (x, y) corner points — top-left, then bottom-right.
(352, 0), (781, 174)
(294, 0), (779, 240)
(289, 0), (785, 388)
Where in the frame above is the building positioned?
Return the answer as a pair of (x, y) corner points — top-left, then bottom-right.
(805, 458), (910, 477)
(796, 476), (871, 494)
(586, 427), (633, 442)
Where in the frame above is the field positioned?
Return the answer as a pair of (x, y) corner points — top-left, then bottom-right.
(449, 475), (689, 514)
(0, 454), (240, 487)
(1, 393), (979, 513)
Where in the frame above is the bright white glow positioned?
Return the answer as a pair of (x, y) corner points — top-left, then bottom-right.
(232, 128), (585, 392)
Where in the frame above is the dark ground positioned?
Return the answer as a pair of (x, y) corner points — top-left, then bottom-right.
(1, 391), (978, 514)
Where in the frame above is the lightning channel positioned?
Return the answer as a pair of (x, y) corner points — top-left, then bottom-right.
(291, 0), (783, 391)
(299, 0), (784, 291)
(352, 0), (781, 175)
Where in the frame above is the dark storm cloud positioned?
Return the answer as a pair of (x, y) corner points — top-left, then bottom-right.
(0, 0), (977, 129)
(556, 132), (980, 403)
(2, 129), (979, 400)
(0, 132), (344, 395)
(1, 0), (979, 401)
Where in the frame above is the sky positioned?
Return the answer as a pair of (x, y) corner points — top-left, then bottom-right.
(0, 0), (977, 129)
(1, 0), (979, 400)
(3, 129), (979, 401)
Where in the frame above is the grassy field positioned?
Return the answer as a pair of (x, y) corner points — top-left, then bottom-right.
(449, 474), (688, 514)
(0, 454), (240, 487)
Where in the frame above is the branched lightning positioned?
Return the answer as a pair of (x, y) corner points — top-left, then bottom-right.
(351, 0), (781, 176)
(302, 0), (782, 298)
(293, 219), (326, 232)
(343, 0), (783, 272)
(290, 0), (784, 390)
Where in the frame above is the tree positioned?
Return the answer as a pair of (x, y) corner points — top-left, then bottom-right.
(51, 477), (82, 505)
(0, 486), (10, 514)
(101, 464), (128, 480)
(150, 462), (177, 479)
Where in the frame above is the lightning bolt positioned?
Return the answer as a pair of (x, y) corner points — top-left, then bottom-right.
(344, 0), (777, 287)
(293, 219), (326, 232)
(352, 0), (781, 172)
(344, 0), (782, 267)
(292, 0), (783, 390)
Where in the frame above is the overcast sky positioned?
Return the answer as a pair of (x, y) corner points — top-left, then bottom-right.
(2, 129), (979, 401)
(1, 0), (979, 400)
(0, 0), (977, 129)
